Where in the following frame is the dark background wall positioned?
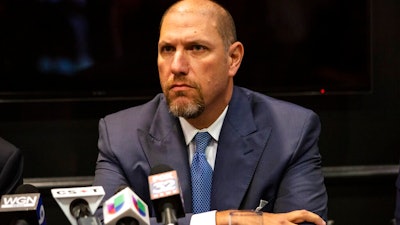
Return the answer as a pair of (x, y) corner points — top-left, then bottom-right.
(0, 0), (399, 224)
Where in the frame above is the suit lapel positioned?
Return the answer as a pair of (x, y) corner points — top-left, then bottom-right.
(138, 97), (193, 212)
(211, 87), (272, 210)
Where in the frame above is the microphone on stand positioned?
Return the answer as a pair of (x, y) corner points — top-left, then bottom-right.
(0, 184), (46, 225)
(103, 186), (150, 225)
(51, 186), (104, 225)
(148, 164), (185, 225)
(69, 197), (102, 225)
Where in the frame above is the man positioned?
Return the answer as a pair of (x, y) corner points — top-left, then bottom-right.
(93, 0), (328, 224)
(0, 137), (24, 195)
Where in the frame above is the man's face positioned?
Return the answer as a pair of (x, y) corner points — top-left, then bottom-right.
(157, 7), (233, 119)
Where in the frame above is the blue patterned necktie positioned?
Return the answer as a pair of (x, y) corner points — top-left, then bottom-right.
(191, 132), (213, 214)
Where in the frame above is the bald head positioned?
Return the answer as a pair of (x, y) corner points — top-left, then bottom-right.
(160, 0), (237, 50)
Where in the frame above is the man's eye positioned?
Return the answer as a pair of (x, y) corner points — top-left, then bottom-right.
(191, 45), (206, 51)
(161, 46), (174, 53)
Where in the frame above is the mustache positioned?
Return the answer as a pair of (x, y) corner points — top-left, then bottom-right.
(166, 77), (199, 90)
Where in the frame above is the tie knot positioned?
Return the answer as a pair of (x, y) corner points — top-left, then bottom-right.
(194, 132), (212, 154)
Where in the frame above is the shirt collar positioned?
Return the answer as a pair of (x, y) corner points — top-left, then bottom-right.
(179, 106), (228, 145)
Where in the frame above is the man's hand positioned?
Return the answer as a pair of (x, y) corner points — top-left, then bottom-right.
(216, 209), (326, 225)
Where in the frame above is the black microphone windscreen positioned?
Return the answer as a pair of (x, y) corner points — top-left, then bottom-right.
(148, 164), (185, 224)
(14, 219), (30, 225)
(15, 184), (39, 194)
(116, 217), (139, 225)
(70, 198), (91, 218)
(150, 164), (173, 175)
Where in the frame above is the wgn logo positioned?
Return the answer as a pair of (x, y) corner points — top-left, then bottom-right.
(1, 194), (38, 208)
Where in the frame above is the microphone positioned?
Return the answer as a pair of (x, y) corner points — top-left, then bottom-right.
(69, 198), (101, 225)
(0, 184), (46, 225)
(51, 186), (104, 225)
(103, 186), (150, 225)
(148, 164), (185, 225)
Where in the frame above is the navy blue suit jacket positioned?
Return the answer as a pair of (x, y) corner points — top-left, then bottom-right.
(0, 137), (23, 195)
(93, 86), (328, 224)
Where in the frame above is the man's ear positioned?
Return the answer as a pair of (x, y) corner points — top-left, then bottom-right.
(228, 41), (244, 77)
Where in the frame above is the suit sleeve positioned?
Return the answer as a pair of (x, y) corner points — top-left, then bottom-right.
(273, 111), (328, 222)
(93, 118), (130, 221)
(93, 117), (194, 225)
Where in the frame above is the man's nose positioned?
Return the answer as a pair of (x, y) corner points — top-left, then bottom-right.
(170, 50), (189, 75)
